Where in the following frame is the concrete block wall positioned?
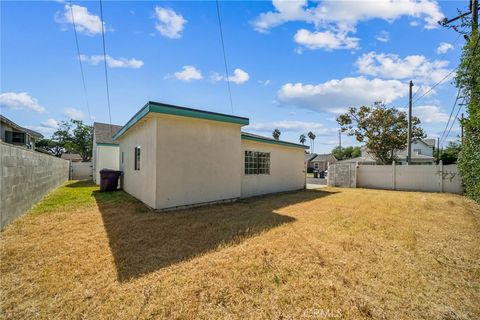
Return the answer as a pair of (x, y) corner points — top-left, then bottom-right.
(0, 142), (69, 229)
(327, 163), (356, 188)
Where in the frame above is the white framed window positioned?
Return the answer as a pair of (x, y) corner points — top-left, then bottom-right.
(245, 151), (270, 175)
(413, 149), (422, 154)
(314, 162), (319, 169)
(134, 146), (141, 171)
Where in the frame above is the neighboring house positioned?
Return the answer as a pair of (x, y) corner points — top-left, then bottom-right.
(0, 115), (43, 150)
(113, 101), (308, 210)
(93, 122), (123, 184)
(310, 154), (337, 171)
(339, 139), (435, 165)
(61, 153), (83, 162)
(305, 153), (317, 171)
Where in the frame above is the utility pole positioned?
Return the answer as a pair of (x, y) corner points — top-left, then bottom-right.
(473, 0), (478, 33)
(407, 80), (414, 165)
(338, 130), (342, 149)
(437, 137), (440, 161)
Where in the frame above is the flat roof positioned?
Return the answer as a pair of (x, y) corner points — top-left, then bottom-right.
(241, 132), (309, 149)
(113, 101), (249, 140)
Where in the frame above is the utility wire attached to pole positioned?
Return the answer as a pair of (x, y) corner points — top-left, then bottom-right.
(215, 0), (234, 115)
(69, 1), (92, 124)
(99, 0), (113, 136)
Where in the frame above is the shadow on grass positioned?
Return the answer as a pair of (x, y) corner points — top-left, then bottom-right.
(65, 180), (96, 188)
(93, 189), (336, 282)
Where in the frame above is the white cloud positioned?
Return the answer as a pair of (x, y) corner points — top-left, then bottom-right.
(154, 6), (187, 39)
(230, 68), (250, 84)
(63, 107), (84, 120)
(212, 68), (250, 84)
(376, 30), (390, 42)
(436, 42), (454, 54)
(55, 4), (107, 36)
(80, 55), (144, 69)
(0, 92), (46, 113)
(294, 28), (359, 50)
(253, 0), (443, 32)
(41, 118), (59, 129)
(26, 126), (55, 137)
(400, 105), (449, 123)
(259, 80), (271, 86)
(252, 0), (443, 50)
(277, 77), (407, 113)
(173, 65), (203, 81)
(356, 51), (452, 84)
(246, 120), (335, 135)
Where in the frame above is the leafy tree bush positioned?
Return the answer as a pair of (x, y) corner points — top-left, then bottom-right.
(456, 28), (480, 202)
(337, 102), (425, 164)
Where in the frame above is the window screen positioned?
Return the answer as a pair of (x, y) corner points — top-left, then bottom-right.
(244, 151), (270, 175)
(134, 147), (141, 171)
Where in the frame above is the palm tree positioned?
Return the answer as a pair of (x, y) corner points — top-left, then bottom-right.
(308, 131), (316, 153)
(272, 129), (281, 140)
(299, 134), (306, 145)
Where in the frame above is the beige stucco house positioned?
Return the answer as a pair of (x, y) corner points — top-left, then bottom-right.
(93, 122), (123, 184)
(113, 101), (308, 210)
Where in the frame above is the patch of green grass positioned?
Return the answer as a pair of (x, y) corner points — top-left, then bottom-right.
(29, 180), (134, 215)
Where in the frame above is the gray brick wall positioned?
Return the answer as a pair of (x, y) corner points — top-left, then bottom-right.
(0, 142), (69, 229)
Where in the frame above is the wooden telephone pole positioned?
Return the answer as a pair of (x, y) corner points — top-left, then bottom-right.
(407, 80), (414, 165)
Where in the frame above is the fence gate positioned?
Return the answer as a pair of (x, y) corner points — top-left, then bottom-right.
(70, 161), (93, 180)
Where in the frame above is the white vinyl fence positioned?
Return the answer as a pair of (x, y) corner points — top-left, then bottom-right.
(328, 162), (462, 194)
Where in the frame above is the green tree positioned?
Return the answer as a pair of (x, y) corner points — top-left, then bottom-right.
(332, 146), (361, 160)
(54, 120), (93, 161)
(299, 134), (306, 145)
(455, 19), (480, 202)
(337, 102), (425, 164)
(440, 141), (461, 165)
(272, 128), (281, 140)
(36, 138), (64, 157)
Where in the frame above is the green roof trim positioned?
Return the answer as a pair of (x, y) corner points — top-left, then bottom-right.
(96, 143), (119, 147)
(113, 101), (249, 140)
(241, 133), (309, 149)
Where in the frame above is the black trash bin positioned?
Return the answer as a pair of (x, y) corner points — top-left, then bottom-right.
(319, 170), (325, 179)
(99, 169), (122, 192)
(313, 169), (319, 178)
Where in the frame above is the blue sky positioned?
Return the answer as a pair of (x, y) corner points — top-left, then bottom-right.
(1, 0), (468, 153)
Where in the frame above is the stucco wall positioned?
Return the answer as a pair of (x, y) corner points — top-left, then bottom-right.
(155, 115), (242, 209)
(240, 140), (306, 198)
(117, 116), (157, 208)
(0, 142), (69, 229)
(93, 145), (119, 184)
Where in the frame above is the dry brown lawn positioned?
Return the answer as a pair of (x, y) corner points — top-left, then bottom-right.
(1, 181), (479, 319)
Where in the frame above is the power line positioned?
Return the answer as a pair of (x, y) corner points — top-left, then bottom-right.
(443, 96), (466, 144)
(439, 87), (463, 144)
(412, 69), (457, 105)
(439, 33), (479, 145)
(69, 1), (92, 123)
(411, 30), (465, 103)
(215, 0), (234, 114)
(99, 0), (113, 135)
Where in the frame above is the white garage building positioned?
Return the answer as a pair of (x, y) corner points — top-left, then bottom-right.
(93, 122), (123, 184)
(113, 101), (308, 210)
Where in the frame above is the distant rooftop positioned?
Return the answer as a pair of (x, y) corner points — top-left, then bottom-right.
(94, 122), (123, 145)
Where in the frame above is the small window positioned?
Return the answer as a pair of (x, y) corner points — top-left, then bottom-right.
(134, 147), (141, 171)
(413, 149), (422, 154)
(244, 151), (270, 175)
(314, 162), (319, 169)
